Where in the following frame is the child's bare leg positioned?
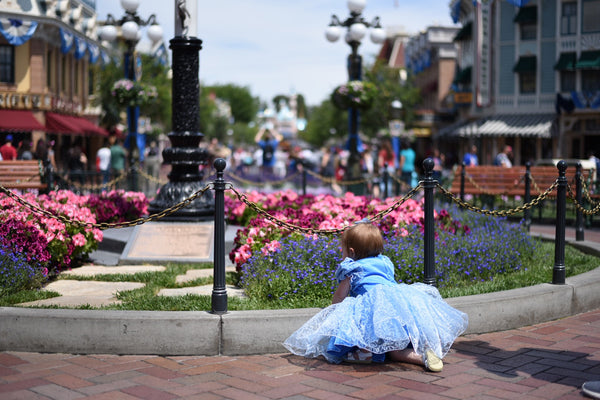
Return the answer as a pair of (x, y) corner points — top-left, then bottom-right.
(388, 348), (423, 366)
(388, 348), (444, 372)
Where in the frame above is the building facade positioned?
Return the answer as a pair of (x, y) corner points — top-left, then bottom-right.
(0, 0), (107, 169)
(442, 0), (600, 166)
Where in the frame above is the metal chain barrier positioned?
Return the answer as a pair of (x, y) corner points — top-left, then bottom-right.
(224, 171), (300, 187)
(567, 182), (600, 216)
(136, 167), (169, 185)
(54, 170), (127, 191)
(304, 169), (372, 186)
(0, 182), (214, 230)
(578, 174), (600, 207)
(436, 180), (559, 217)
(389, 173), (414, 192)
(227, 183), (423, 236)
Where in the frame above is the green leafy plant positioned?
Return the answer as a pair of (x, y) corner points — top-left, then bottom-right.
(331, 80), (378, 110)
(111, 78), (157, 108)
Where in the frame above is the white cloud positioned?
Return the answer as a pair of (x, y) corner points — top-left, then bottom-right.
(96, 0), (456, 107)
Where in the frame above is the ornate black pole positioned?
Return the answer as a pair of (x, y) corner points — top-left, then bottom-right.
(423, 158), (436, 286)
(148, 5), (213, 219)
(553, 160), (567, 284)
(524, 162), (531, 232)
(576, 162), (584, 241)
(211, 158), (227, 314)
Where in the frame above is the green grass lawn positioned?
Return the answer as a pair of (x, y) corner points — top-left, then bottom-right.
(1, 240), (598, 311)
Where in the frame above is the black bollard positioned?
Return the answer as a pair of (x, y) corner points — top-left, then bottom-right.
(460, 162), (466, 204)
(383, 163), (389, 199)
(211, 158), (228, 314)
(524, 162), (531, 232)
(302, 161), (307, 196)
(553, 160), (567, 285)
(576, 163), (584, 241)
(423, 158), (436, 286)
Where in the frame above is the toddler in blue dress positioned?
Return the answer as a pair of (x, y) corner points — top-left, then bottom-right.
(283, 222), (469, 371)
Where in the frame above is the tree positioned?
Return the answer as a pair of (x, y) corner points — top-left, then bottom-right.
(204, 84), (259, 124)
(94, 51), (172, 137)
(300, 100), (347, 147)
(360, 59), (420, 138)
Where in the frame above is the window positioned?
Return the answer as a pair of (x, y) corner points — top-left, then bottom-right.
(560, 70), (576, 92)
(521, 23), (537, 40)
(582, 70), (600, 92)
(561, 2), (577, 35)
(46, 50), (53, 89)
(582, 0), (600, 33)
(0, 45), (14, 83)
(520, 72), (536, 94)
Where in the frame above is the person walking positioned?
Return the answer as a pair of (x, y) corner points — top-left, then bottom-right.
(110, 138), (127, 188)
(398, 141), (416, 189)
(463, 145), (479, 166)
(0, 134), (17, 161)
(494, 145), (513, 167)
(96, 139), (112, 188)
(255, 128), (282, 176)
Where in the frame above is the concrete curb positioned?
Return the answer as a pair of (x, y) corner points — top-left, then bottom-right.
(2, 239), (600, 356)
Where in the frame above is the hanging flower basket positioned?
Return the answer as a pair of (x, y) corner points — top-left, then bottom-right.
(331, 80), (377, 110)
(111, 79), (158, 108)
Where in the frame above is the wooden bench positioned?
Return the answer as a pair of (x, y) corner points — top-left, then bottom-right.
(448, 164), (596, 200)
(0, 160), (48, 191)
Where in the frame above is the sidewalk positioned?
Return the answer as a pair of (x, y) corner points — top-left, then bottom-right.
(1, 309), (599, 399)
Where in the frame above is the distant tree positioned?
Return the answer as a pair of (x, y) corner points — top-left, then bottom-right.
(204, 84), (259, 124)
(95, 51), (172, 135)
(300, 100), (347, 147)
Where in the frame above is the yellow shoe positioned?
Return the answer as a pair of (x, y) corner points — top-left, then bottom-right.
(423, 349), (443, 372)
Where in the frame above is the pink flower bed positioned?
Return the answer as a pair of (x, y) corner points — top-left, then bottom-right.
(0, 189), (148, 275)
(226, 190), (431, 270)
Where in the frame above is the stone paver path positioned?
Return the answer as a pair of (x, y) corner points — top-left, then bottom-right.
(17, 264), (245, 307)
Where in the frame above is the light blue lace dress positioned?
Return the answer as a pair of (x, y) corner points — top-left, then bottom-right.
(283, 255), (469, 363)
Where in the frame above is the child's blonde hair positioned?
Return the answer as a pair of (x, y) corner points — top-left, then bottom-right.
(341, 222), (384, 260)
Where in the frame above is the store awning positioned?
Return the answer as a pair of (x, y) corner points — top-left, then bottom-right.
(576, 51), (600, 69)
(439, 114), (556, 138)
(475, 114), (556, 138)
(0, 109), (45, 131)
(454, 66), (472, 84)
(514, 6), (537, 24)
(513, 56), (536, 73)
(46, 112), (108, 137)
(554, 52), (577, 70)
(453, 21), (472, 42)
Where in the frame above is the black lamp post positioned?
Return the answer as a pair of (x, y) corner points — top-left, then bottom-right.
(325, 0), (385, 194)
(147, 0), (214, 219)
(100, 0), (163, 192)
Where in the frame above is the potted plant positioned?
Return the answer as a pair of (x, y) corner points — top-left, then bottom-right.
(331, 80), (377, 110)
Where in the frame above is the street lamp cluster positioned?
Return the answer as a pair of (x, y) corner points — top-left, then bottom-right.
(325, 0), (385, 194)
(99, 0), (163, 190)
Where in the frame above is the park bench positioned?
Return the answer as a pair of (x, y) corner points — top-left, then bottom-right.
(0, 160), (48, 191)
(448, 164), (597, 202)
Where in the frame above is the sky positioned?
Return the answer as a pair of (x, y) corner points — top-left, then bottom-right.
(96, 0), (458, 107)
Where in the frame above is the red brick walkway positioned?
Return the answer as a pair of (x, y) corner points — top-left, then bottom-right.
(1, 308), (599, 399)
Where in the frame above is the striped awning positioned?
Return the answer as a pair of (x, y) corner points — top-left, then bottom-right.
(437, 114), (557, 138)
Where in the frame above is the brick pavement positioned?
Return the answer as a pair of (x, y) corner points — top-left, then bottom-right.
(1, 308), (599, 399)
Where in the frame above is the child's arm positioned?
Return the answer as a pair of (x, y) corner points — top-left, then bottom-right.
(332, 277), (350, 304)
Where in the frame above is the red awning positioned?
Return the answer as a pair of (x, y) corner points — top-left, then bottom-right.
(46, 112), (108, 137)
(0, 109), (45, 131)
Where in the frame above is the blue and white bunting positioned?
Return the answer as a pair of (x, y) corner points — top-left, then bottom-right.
(0, 18), (38, 46)
(74, 36), (87, 60)
(88, 43), (99, 64)
(60, 28), (74, 54)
